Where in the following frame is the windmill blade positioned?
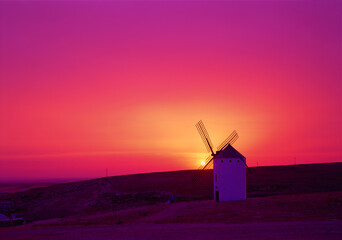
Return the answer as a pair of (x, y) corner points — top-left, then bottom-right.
(192, 155), (214, 184)
(196, 120), (214, 155)
(216, 130), (238, 151)
(198, 155), (214, 170)
(195, 122), (210, 153)
(203, 158), (214, 170)
(217, 130), (239, 152)
(195, 120), (215, 155)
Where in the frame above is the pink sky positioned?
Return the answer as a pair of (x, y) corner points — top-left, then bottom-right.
(0, 0), (341, 181)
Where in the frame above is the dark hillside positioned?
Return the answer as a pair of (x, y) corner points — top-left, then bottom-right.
(1, 162), (341, 222)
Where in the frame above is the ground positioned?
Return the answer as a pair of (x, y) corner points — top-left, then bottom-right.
(1, 220), (341, 240)
(0, 163), (341, 239)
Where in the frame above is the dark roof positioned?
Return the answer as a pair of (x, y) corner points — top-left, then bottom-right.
(215, 144), (245, 159)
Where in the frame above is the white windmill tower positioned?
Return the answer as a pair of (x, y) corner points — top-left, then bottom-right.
(195, 120), (251, 201)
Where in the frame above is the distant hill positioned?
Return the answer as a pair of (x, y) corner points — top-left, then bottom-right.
(1, 162), (341, 223)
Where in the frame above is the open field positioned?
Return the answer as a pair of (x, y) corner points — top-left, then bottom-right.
(1, 220), (342, 240)
(3, 191), (339, 227)
(0, 163), (341, 239)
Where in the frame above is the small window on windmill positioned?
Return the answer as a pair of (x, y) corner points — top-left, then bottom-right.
(221, 160), (223, 163)
(229, 160), (232, 163)
(237, 159), (240, 162)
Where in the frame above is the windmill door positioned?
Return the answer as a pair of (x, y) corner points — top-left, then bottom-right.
(215, 191), (219, 201)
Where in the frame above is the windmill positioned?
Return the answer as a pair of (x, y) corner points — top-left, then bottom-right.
(195, 120), (251, 201)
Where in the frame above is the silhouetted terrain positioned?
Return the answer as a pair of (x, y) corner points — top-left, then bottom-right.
(0, 162), (341, 224)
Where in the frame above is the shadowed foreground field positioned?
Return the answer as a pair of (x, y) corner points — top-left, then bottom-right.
(2, 220), (342, 240)
(0, 163), (341, 239)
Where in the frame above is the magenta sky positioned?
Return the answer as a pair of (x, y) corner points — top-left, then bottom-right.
(0, 0), (341, 181)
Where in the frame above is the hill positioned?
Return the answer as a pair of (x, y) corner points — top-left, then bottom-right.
(0, 162), (341, 224)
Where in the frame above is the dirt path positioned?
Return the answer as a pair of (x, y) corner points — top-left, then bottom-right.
(1, 220), (341, 240)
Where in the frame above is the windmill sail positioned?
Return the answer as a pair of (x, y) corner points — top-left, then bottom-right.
(195, 120), (215, 155)
(198, 155), (214, 170)
(194, 120), (250, 172)
(217, 130), (239, 152)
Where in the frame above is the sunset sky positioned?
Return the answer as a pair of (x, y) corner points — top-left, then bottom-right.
(0, 0), (341, 181)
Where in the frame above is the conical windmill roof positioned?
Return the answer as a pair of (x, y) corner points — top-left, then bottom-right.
(215, 144), (245, 159)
